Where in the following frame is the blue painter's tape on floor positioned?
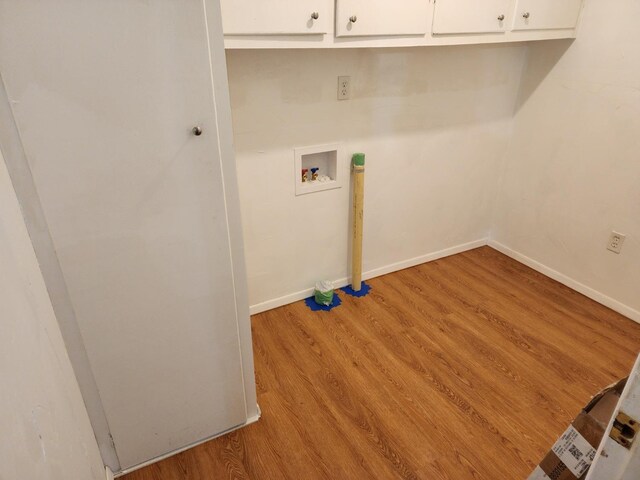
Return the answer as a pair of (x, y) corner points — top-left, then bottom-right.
(304, 293), (342, 312)
(341, 281), (372, 298)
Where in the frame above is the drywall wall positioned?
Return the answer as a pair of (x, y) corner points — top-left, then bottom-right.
(0, 149), (104, 480)
(226, 45), (527, 312)
(0, 70), (119, 470)
(492, 0), (640, 320)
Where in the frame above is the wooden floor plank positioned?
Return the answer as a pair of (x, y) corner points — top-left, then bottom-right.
(123, 247), (640, 480)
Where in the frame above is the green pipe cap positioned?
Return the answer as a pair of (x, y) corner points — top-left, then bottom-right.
(352, 153), (365, 166)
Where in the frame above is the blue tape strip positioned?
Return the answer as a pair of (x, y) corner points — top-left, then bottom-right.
(304, 293), (342, 312)
(341, 281), (371, 298)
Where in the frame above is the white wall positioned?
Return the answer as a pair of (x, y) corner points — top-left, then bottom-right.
(0, 150), (104, 480)
(492, 0), (640, 320)
(227, 45), (527, 311)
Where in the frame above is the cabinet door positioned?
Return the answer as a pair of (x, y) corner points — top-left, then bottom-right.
(512, 0), (583, 31)
(432, 0), (512, 34)
(221, 0), (329, 35)
(335, 0), (430, 37)
(0, 0), (250, 471)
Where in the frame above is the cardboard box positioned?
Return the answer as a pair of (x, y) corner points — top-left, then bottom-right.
(528, 378), (626, 480)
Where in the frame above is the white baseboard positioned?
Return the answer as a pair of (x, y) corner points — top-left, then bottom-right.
(105, 466), (114, 480)
(250, 237), (640, 324)
(488, 240), (640, 324)
(249, 238), (488, 315)
(115, 405), (261, 477)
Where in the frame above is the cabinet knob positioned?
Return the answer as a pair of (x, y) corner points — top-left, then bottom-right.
(192, 126), (203, 136)
(497, 14), (505, 21)
(523, 12), (530, 19)
(311, 12), (319, 20)
(349, 15), (357, 23)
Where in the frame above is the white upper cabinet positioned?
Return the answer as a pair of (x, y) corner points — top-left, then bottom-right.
(512, 0), (583, 31)
(221, 0), (585, 48)
(432, 0), (513, 34)
(221, 0), (329, 35)
(335, 0), (430, 37)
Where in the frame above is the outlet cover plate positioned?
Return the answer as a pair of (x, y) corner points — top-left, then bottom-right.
(607, 231), (626, 254)
(338, 76), (350, 100)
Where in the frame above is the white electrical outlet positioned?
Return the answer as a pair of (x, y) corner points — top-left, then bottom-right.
(338, 76), (350, 100)
(607, 231), (626, 254)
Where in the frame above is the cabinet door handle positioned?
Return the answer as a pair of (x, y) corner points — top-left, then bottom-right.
(522, 12), (530, 19)
(497, 14), (505, 21)
(311, 12), (319, 20)
(349, 15), (357, 23)
(192, 126), (203, 136)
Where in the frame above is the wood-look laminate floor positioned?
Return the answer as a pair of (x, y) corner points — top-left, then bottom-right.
(124, 247), (640, 480)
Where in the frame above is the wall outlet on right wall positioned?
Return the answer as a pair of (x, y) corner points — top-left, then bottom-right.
(607, 231), (626, 254)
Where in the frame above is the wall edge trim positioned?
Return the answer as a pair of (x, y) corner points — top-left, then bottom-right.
(488, 240), (640, 324)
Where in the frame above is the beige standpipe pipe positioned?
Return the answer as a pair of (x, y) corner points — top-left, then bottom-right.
(351, 153), (365, 292)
